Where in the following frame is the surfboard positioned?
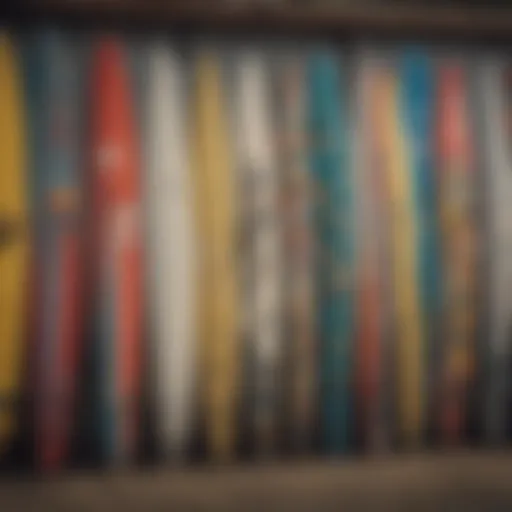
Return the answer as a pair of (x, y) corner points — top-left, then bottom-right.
(0, 33), (29, 456)
(478, 58), (512, 444)
(353, 50), (386, 451)
(145, 42), (197, 459)
(22, 33), (46, 459)
(399, 50), (441, 444)
(192, 49), (238, 461)
(375, 62), (424, 447)
(355, 53), (399, 451)
(90, 38), (143, 464)
(436, 61), (475, 444)
(233, 49), (282, 456)
(276, 51), (316, 453)
(307, 49), (354, 453)
(28, 32), (84, 471)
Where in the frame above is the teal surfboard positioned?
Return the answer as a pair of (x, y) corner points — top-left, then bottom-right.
(307, 49), (354, 453)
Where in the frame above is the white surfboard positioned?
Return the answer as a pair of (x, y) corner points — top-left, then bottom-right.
(145, 42), (197, 458)
(479, 57), (512, 444)
(233, 49), (282, 455)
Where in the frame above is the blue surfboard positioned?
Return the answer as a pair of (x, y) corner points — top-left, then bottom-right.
(399, 50), (442, 442)
(27, 32), (84, 471)
(307, 49), (354, 453)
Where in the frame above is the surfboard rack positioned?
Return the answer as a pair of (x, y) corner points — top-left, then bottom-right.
(2, 1), (512, 42)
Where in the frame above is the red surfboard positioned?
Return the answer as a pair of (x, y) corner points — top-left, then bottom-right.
(436, 62), (475, 444)
(354, 57), (384, 451)
(90, 37), (143, 464)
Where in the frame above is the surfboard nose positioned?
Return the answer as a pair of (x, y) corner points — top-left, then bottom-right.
(95, 37), (123, 62)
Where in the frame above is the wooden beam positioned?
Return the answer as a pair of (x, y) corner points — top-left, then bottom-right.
(1, 451), (512, 509)
(2, 1), (512, 41)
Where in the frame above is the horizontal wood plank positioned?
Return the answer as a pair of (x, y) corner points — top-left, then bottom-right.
(1, 1), (512, 41)
(1, 451), (512, 510)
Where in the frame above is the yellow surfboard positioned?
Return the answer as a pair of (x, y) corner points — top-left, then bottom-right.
(0, 34), (29, 452)
(191, 50), (238, 461)
(376, 68), (423, 446)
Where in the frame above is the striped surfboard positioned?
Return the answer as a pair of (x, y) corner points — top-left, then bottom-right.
(399, 50), (441, 444)
(358, 53), (398, 450)
(30, 32), (84, 471)
(233, 49), (283, 456)
(90, 38), (143, 464)
(376, 62), (424, 447)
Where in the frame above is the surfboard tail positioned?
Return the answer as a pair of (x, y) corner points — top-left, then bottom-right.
(37, 230), (83, 470)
